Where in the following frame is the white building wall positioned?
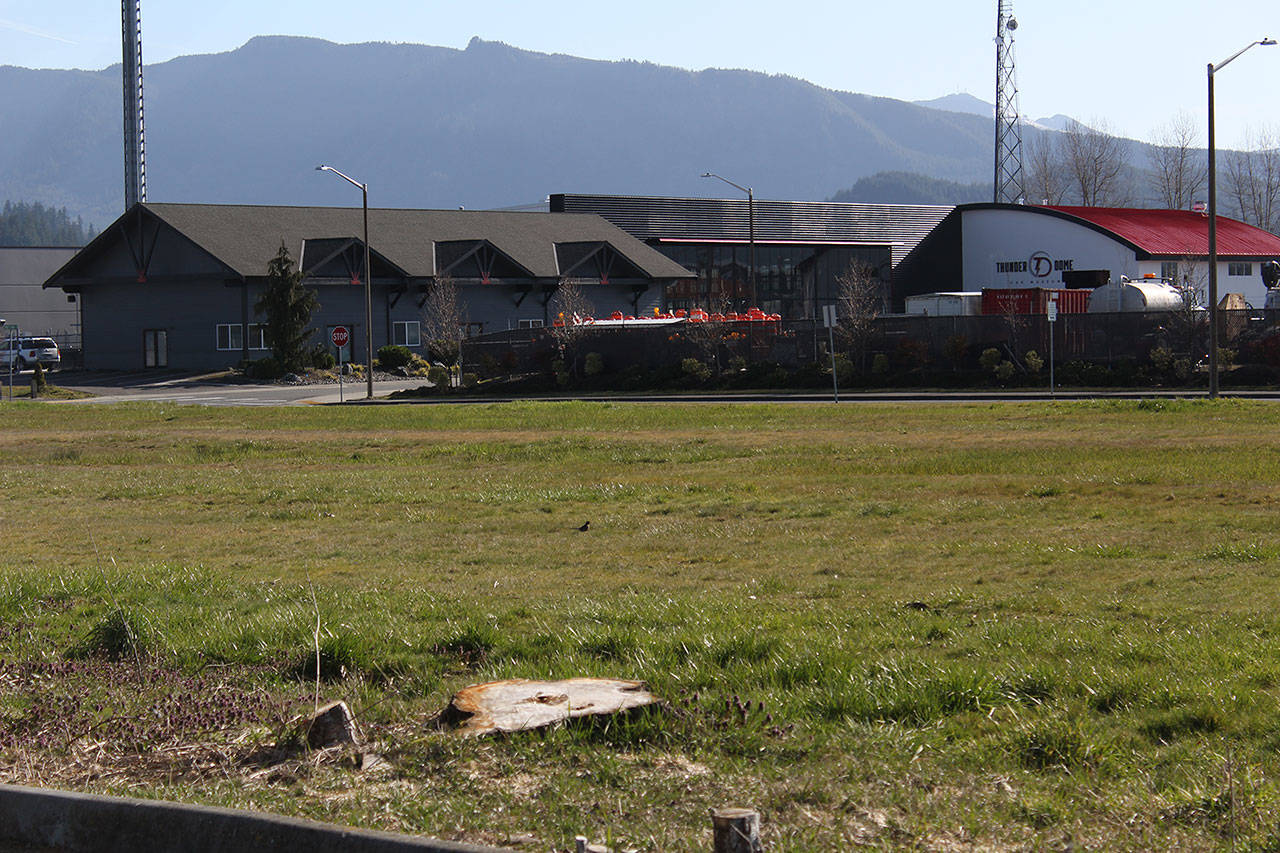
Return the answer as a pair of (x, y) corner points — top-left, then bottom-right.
(961, 209), (1138, 290)
(961, 209), (1275, 308)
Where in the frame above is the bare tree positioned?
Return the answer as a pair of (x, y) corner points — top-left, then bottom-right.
(681, 298), (734, 375)
(1148, 112), (1206, 210)
(1167, 276), (1207, 365)
(1025, 133), (1069, 205)
(1061, 119), (1130, 206)
(547, 278), (596, 378)
(1224, 125), (1280, 232)
(834, 262), (881, 370)
(420, 275), (465, 366)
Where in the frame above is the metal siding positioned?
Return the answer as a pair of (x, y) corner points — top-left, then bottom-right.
(550, 194), (952, 264)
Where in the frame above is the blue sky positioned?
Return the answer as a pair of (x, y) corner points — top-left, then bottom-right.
(1, 0), (1277, 147)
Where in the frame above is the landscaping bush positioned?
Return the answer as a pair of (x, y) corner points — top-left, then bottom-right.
(312, 348), (336, 370)
(377, 345), (413, 369)
(681, 357), (711, 383)
(426, 365), (450, 388)
(245, 357), (284, 380)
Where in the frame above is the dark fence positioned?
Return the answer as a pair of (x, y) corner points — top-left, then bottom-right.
(462, 309), (1280, 379)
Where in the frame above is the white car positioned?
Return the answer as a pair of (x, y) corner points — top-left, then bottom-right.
(0, 337), (61, 371)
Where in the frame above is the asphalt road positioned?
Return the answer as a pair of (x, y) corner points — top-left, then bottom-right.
(10, 368), (1277, 407)
(38, 369), (430, 407)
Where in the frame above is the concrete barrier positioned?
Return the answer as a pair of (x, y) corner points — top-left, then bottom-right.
(0, 784), (511, 853)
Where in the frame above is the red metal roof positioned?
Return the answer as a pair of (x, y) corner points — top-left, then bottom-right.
(1044, 206), (1280, 258)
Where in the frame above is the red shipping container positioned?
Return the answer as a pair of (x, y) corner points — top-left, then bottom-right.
(981, 288), (1089, 315)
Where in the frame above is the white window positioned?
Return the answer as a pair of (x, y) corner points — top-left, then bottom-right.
(1228, 262), (1253, 277)
(393, 320), (421, 347)
(247, 324), (269, 350)
(517, 318), (544, 329)
(216, 324), (243, 351)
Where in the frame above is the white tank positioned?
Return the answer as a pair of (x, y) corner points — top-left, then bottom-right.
(1087, 278), (1186, 312)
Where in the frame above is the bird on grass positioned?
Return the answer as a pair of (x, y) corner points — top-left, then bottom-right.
(576, 521), (590, 532)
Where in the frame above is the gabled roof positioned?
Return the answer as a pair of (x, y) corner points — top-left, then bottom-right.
(56, 203), (693, 284)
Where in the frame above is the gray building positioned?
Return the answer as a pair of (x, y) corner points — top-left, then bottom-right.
(45, 204), (692, 370)
(551, 194), (953, 317)
(1, 247), (80, 342)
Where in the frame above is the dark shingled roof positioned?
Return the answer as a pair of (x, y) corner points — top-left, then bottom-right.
(128, 203), (693, 281)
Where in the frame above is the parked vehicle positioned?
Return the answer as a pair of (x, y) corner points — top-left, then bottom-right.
(0, 337), (61, 371)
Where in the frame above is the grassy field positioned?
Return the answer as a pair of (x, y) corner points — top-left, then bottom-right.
(3, 399), (1280, 850)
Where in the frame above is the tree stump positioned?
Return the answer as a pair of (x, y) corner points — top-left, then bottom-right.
(711, 808), (763, 853)
(301, 700), (360, 748)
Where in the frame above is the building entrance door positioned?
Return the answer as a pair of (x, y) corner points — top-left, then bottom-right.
(143, 329), (168, 368)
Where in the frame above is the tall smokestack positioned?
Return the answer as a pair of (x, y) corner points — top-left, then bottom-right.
(122, 0), (147, 209)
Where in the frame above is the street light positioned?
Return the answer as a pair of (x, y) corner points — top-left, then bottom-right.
(316, 164), (375, 400)
(1207, 37), (1275, 398)
(701, 172), (756, 309)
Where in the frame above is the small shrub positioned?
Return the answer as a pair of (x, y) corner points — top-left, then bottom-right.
(994, 360), (1016, 382)
(32, 363), (47, 393)
(831, 353), (855, 384)
(584, 352), (605, 377)
(681, 358), (712, 382)
(871, 353), (889, 375)
(246, 357), (284, 380)
(1024, 350), (1044, 374)
(377, 345), (413, 369)
(461, 372), (478, 388)
(68, 608), (149, 661)
(311, 349), (336, 370)
(979, 347), (1003, 373)
(426, 365), (450, 388)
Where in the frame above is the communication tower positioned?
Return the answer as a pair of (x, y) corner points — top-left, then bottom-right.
(122, 0), (147, 209)
(993, 0), (1024, 204)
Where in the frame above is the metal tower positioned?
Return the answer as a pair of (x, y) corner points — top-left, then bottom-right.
(122, 0), (147, 209)
(993, 0), (1024, 204)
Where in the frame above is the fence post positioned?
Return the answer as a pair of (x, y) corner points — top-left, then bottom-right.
(710, 807), (763, 852)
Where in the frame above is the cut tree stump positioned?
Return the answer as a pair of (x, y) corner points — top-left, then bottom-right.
(301, 700), (361, 749)
(711, 807), (763, 853)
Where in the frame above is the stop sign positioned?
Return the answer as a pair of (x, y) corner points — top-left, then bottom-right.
(330, 326), (350, 348)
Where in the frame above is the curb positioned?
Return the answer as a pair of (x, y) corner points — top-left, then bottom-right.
(0, 784), (511, 853)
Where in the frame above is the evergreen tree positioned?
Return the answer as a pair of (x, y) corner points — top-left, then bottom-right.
(254, 244), (318, 372)
(0, 200), (94, 246)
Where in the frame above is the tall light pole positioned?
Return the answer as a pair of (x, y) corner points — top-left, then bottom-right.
(316, 165), (374, 400)
(701, 172), (756, 309)
(1207, 37), (1275, 398)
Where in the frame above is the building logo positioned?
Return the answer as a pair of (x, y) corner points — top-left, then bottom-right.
(995, 252), (1075, 278)
(1030, 252), (1053, 278)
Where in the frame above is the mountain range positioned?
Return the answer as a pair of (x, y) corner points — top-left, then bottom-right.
(2, 36), (1078, 227)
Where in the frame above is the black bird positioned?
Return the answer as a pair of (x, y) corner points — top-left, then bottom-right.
(576, 521), (590, 532)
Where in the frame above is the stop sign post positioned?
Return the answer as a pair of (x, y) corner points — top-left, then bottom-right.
(331, 326), (350, 402)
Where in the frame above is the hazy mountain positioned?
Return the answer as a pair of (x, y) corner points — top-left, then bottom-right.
(1, 36), (1027, 226)
(828, 171), (991, 205)
(912, 93), (1082, 133)
(912, 93), (993, 118)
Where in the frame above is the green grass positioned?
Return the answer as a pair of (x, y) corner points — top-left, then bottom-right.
(3, 398), (1280, 849)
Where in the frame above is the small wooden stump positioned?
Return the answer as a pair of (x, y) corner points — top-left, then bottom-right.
(302, 700), (360, 749)
(711, 807), (763, 853)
